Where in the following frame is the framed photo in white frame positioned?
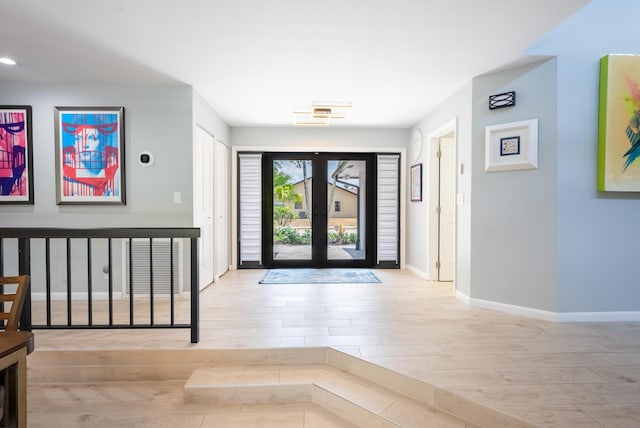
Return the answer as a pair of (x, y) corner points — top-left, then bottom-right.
(485, 118), (538, 172)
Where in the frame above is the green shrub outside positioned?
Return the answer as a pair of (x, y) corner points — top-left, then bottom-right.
(275, 226), (358, 245)
(274, 226), (312, 244)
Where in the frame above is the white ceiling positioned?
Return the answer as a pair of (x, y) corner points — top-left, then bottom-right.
(0, 0), (588, 128)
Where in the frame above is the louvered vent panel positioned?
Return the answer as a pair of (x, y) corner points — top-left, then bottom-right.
(122, 238), (183, 295)
(239, 153), (262, 264)
(377, 154), (400, 263)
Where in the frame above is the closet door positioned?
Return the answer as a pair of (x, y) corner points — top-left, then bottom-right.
(194, 126), (214, 289)
(214, 139), (230, 279)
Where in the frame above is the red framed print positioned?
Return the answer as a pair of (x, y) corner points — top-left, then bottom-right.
(0, 106), (33, 204)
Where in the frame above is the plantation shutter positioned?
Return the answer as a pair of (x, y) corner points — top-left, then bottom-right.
(377, 154), (399, 264)
(239, 153), (262, 264)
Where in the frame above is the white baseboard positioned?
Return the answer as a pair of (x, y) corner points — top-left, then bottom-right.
(454, 291), (640, 322)
(405, 264), (429, 280)
(555, 311), (640, 322)
(31, 291), (187, 301)
(467, 295), (557, 322)
(31, 292), (119, 301)
(455, 290), (470, 305)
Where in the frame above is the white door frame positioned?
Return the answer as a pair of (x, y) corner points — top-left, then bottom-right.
(427, 119), (457, 281)
(213, 138), (230, 280)
(230, 145), (407, 270)
(193, 125), (215, 290)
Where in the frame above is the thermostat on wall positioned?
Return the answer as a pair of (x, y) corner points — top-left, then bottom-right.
(138, 151), (154, 166)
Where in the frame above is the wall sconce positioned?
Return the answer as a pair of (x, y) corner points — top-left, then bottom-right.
(489, 91), (516, 110)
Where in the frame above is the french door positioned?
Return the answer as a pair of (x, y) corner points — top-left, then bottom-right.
(262, 152), (376, 268)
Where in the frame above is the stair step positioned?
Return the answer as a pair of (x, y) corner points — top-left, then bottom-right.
(184, 364), (475, 428)
(30, 347), (535, 427)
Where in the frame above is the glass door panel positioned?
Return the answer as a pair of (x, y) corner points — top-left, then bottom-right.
(327, 160), (366, 260)
(272, 159), (312, 261)
(263, 152), (375, 268)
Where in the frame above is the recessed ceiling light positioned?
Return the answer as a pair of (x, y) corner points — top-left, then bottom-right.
(0, 57), (17, 65)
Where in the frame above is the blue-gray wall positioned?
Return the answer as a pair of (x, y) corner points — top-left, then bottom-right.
(470, 59), (558, 312)
(528, 0), (640, 313)
(407, 83), (472, 297)
(407, 0), (640, 317)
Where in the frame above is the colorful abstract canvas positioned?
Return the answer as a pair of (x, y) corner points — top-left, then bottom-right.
(598, 54), (640, 191)
(55, 107), (125, 204)
(0, 106), (33, 204)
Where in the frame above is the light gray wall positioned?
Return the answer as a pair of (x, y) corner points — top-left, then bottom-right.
(0, 82), (194, 227)
(408, 83), (473, 298)
(231, 127), (408, 150)
(193, 91), (230, 146)
(0, 82), (198, 294)
(470, 59), (558, 312)
(527, 0), (640, 312)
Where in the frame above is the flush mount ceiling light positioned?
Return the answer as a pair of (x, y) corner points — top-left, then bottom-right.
(293, 102), (352, 126)
(0, 57), (17, 65)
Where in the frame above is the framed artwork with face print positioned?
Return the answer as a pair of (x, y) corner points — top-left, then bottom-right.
(54, 106), (125, 204)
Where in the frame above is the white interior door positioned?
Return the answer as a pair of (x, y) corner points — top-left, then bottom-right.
(439, 137), (455, 281)
(214, 139), (230, 279)
(194, 126), (214, 290)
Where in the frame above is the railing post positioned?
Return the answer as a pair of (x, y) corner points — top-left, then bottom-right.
(190, 236), (199, 343)
(18, 237), (32, 331)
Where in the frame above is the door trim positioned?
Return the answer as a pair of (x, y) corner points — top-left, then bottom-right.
(230, 145), (407, 270)
(193, 125), (214, 290)
(427, 119), (457, 282)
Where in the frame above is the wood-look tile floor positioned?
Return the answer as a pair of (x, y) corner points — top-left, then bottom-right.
(29, 269), (640, 427)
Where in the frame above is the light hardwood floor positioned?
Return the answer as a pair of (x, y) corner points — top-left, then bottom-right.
(28, 269), (640, 427)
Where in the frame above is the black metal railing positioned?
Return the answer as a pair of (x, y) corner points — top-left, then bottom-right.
(0, 227), (200, 343)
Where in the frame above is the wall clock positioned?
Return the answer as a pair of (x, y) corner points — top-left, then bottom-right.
(411, 129), (423, 160)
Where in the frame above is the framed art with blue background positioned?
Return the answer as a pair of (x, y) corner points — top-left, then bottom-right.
(485, 118), (538, 172)
(54, 106), (125, 204)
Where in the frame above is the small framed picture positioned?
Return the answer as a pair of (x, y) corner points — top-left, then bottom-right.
(411, 163), (422, 202)
(500, 136), (520, 156)
(0, 106), (34, 204)
(54, 106), (125, 204)
(485, 119), (538, 172)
